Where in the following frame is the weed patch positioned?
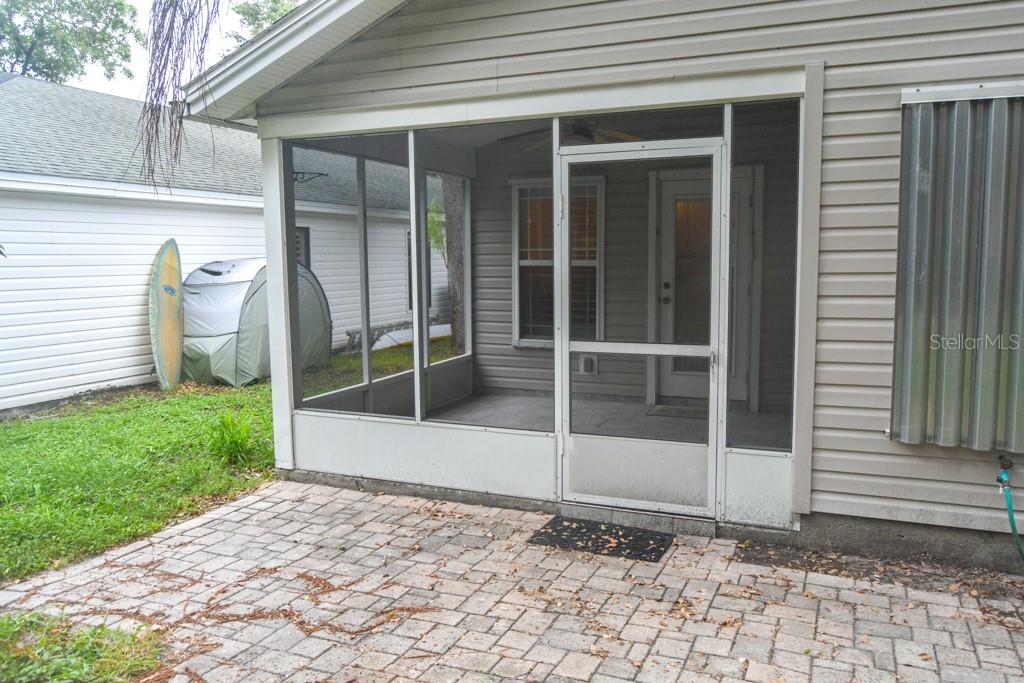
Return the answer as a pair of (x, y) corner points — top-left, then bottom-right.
(0, 611), (163, 683)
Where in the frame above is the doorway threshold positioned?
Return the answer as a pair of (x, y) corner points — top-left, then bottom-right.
(560, 501), (715, 538)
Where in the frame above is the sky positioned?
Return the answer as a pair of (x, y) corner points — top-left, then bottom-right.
(67, 0), (244, 101)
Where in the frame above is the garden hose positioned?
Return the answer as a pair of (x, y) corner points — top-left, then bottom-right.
(997, 457), (1024, 563)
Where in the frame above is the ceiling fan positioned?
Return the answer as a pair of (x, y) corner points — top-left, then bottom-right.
(497, 122), (642, 152)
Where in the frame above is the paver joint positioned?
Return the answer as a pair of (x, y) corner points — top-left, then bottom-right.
(3, 480), (1023, 682)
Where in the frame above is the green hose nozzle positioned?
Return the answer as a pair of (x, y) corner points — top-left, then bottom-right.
(997, 456), (1024, 562)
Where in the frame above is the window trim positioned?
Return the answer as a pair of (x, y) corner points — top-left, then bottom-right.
(511, 176), (605, 349)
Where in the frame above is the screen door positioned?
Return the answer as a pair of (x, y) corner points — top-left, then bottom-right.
(559, 140), (724, 516)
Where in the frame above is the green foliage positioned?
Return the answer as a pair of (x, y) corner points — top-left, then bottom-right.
(0, 0), (143, 82)
(0, 384), (274, 580)
(207, 411), (272, 470)
(228, 0), (298, 46)
(0, 611), (162, 682)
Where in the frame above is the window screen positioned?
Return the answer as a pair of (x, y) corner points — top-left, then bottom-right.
(891, 96), (1024, 454)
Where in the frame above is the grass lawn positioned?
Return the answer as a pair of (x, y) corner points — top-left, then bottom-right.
(0, 612), (162, 683)
(0, 337), (457, 583)
(302, 336), (457, 397)
(0, 383), (274, 582)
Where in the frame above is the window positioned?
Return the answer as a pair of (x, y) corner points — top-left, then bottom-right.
(891, 94), (1024, 454)
(294, 226), (311, 268)
(512, 179), (603, 345)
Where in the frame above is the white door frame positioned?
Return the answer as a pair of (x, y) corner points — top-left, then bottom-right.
(647, 166), (764, 409)
(556, 137), (727, 517)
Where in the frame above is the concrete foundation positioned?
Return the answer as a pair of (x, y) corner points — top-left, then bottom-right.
(281, 469), (559, 514)
(719, 513), (1024, 574)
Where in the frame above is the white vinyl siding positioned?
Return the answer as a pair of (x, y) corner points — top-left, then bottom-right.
(256, 0), (1024, 532)
(0, 190), (265, 410)
(0, 184), (443, 411)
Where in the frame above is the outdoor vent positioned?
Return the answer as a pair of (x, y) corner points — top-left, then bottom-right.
(577, 354), (599, 376)
(891, 96), (1024, 454)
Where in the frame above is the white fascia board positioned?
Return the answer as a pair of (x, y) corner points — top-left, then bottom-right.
(0, 170), (409, 219)
(902, 80), (1024, 104)
(184, 0), (409, 122)
(0, 171), (265, 208)
(258, 66), (806, 140)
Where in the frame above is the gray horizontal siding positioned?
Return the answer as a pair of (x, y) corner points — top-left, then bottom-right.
(257, 0), (1024, 532)
(258, 0), (1024, 114)
(470, 133), (555, 394)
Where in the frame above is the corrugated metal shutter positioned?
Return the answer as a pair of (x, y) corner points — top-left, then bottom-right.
(892, 97), (1024, 454)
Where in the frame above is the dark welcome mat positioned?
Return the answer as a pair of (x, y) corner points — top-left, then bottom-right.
(528, 516), (673, 562)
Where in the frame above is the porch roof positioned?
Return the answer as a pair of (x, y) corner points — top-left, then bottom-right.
(183, 0), (409, 124)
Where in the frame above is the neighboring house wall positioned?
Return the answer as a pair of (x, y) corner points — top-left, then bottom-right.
(0, 185), (264, 410)
(258, 0), (1024, 532)
(309, 209), (450, 344)
(0, 178), (447, 411)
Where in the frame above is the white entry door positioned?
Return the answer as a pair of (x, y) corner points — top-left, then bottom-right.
(657, 168), (760, 408)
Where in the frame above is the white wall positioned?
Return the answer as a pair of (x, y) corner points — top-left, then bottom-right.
(0, 179), (448, 411)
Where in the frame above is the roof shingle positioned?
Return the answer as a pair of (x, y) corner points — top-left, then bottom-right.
(0, 75), (409, 210)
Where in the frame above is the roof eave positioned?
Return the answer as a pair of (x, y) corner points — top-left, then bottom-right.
(183, 0), (409, 122)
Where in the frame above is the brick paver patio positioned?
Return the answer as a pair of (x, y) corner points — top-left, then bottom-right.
(2, 480), (1023, 682)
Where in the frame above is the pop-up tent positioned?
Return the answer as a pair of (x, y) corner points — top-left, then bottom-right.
(182, 258), (331, 387)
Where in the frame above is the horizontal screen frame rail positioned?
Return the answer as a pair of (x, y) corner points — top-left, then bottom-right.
(568, 341), (712, 358)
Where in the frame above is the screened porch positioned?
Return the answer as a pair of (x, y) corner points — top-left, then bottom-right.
(288, 99), (799, 455)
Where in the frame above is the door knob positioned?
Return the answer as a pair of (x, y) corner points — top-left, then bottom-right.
(661, 296), (671, 304)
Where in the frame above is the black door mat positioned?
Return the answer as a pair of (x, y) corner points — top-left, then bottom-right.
(528, 516), (674, 562)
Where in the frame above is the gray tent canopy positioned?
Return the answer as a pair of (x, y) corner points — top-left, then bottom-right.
(182, 258), (331, 387)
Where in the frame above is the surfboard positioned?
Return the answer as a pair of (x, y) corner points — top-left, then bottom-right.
(149, 239), (184, 390)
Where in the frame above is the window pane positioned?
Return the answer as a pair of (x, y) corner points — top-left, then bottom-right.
(570, 352), (710, 444)
(519, 265), (554, 339)
(518, 188), (553, 260)
(673, 197), (712, 346)
(725, 99), (799, 451)
(570, 266), (597, 340)
(570, 185), (598, 261)
(560, 104), (722, 145)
